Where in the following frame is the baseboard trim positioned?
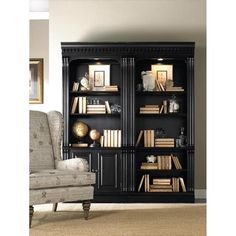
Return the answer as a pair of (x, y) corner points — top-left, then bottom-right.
(195, 189), (206, 199)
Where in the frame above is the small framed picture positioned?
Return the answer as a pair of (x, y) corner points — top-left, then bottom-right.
(157, 70), (167, 85)
(89, 64), (110, 91)
(29, 58), (43, 104)
(94, 71), (105, 87)
(151, 64), (173, 85)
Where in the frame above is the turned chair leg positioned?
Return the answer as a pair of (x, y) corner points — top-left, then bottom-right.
(82, 201), (91, 220)
(52, 203), (58, 212)
(29, 205), (34, 228)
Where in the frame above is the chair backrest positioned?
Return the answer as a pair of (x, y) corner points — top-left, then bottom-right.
(30, 110), (63, 171)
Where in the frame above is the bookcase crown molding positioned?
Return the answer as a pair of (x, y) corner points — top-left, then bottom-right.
(61, 42), (195, 58)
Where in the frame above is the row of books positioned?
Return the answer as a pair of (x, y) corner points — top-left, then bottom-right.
(101, 129), (122, 147)
(138, 176), (186, 192)
(156, 79), (184, 92)
(135, 130), (175, 148)
(140, 154), (182, 170)
(135, 130), (155, 147)
(71, 97), (112, 114)
(139, 102), (172, 115)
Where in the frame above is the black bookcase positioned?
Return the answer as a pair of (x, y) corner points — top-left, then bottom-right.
(61, 42), (195, 203)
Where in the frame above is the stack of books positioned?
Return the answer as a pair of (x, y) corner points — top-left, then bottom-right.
(86, 104), (106, 114)
(139, 105), (159, 114)
(157, 155), (172, 170)
(166, 86), (184, 92)
(149, 178), (173, 192)
(155, 138), (175, 147)
(104, 85), (118, 91)
(140, 163), (158, 170)
(103, 129), (121, 147)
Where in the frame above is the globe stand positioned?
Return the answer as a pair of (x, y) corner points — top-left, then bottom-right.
(90, 140), (100, 147)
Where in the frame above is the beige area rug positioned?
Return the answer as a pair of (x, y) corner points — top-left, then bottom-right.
(30, 203), (206, 236)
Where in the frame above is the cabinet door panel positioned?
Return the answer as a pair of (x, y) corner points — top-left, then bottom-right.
(97, 152), (122, 192)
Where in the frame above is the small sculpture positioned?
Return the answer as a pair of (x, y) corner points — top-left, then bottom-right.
(110, 104), (121, 114)
(80, 73), (90, 90)
(146, 155), (156, 163)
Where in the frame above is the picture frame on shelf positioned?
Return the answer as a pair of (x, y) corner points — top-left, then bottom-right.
(94, 71), (105, 87)
(89, 64), (110, 91)
(157, 70), (167, 85)
(151, 64), (173, 86)
(29, 58), (43, 104)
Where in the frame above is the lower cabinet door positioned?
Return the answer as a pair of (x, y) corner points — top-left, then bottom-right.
(95, 151), (122, 192)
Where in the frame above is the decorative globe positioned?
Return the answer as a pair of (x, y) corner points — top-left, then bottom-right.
(89, 129), (100, 141)
(72, 121), (88, 138)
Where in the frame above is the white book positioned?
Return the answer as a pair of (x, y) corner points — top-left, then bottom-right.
(105, 101), (111, 114)
(104, 130), (107, 147)
(82, 97), (86, 114)
(111, 130), (114, 147)
(118, 130), (121, 147)
(107, 130), (111, 147)
(79, 97), (83, 114)
(114, 130), (118, 147)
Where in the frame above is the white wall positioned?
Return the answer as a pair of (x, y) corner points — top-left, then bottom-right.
(29, 20), (49, 111)
(47, 0), (206, 188)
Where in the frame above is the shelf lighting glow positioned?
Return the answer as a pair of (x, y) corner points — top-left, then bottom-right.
(157, 58), (164, 61)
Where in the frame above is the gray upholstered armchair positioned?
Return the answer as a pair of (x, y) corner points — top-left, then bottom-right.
(29, 110), (95, 227)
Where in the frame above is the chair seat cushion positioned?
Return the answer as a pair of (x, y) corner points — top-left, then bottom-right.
(30, 169), (95, 190)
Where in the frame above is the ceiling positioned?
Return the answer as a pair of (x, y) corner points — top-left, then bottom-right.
(30, 0), (48, 12)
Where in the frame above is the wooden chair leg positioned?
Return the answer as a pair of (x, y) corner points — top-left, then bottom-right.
(82, 201), (91, 220)
(52, 203), (58, 212)
(29, 205), (34, 228)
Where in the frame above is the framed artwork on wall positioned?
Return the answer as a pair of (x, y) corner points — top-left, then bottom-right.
(29, 58), (43, 104)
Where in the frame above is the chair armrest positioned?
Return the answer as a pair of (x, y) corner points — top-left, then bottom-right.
(56, 158), (89, 172)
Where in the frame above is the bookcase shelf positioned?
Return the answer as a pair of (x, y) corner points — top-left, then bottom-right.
(138, 169), (187, 173)
(62, 42), (195, 203)
(136, 113), (187, 117)
(70, 113), (121, 117)
(70, 91), (120, 96)
(136, 91), (186, 96)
